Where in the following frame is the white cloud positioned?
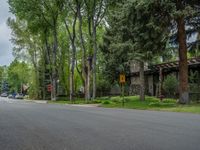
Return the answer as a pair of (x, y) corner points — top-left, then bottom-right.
(0, 0), (14, 66)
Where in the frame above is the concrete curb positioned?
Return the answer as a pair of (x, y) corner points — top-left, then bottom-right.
(34, 100), (48, 104)
(65, 104), (100, 107)
(24, 100), (48, 104)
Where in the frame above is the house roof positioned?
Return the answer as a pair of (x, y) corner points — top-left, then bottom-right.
(129, 57), (200, 77)
(150, 57), (200, 70)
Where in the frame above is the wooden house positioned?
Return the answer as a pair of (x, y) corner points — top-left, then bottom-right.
(129, 57), (200, 100)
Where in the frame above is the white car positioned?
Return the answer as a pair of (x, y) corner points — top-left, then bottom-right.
(15, 94), (24, 99)
(1, 93), (8, 97)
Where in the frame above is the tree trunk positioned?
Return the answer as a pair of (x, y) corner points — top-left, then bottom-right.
(42, 61), (46, 100)
(44, 29), (53, 100)
(176, 0), (189, 104)
(70, 43), (76, 102)
(159, 67), (163, 101)
(77, 6), (88, 101)
(86, 16), (93, 101)
(68, 50), (71, 99)
(86, 57), (92, 101)
(86, 70), (91, 101)
(64, 11), (77, 102)
(31, 49), (39, 99)
(51, 22), (58, 101)
(139, 61), (145, 101)
(34, 69), (40, 99)
(92, 24), (97, 100)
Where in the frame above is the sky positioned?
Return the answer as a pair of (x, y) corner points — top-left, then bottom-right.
(0, 0), (14, 66)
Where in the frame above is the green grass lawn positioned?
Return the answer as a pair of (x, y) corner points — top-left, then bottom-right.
(100, 96), (200, 114)
(100, 96), (176, 109)
(161, 104), (200, 114)
(48, 98), (102, 105)
(48, 96), (200, 114)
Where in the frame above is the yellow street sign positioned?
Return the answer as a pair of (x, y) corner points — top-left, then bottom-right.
(120, 74), (126, 83)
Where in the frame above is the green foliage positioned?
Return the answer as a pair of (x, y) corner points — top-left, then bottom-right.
(97, 96), (110, 100)
(50, 95), (200, 114)
(96, 75), (112, 96)
(149, 102), (176, 107)
(7, 59), (30, 93)
(163, 75), (178, 97)
(102, 100), (112, 105)
(110, 97), (122, 103)
(92, 100), (102, 104)
(163, 98), (177, 103)
(101, 0), (174, 84)
(7, 0), (200, 101)
(100, 96), (178, 109)
(189, 70), (199, 84)
(189, 71), (200, 95)
(28, 70), (40, 99)
(0, 66), (7, 93)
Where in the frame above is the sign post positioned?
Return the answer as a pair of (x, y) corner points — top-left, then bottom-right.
(120, 74), (126, 107)
(47, 84), (52, 92)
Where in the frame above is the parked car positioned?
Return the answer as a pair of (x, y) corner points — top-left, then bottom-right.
(15, 94), (24, 99)
(8, 94), (15, 99)
(1, 93), (8, 97)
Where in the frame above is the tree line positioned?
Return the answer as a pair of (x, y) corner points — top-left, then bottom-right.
(7, 0), (200, 104)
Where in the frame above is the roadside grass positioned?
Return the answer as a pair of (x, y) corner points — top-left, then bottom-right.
(48, 99), (103, 105)
(100, 96), (200, 114)
(100, 96), (176, 109)
(48, 96), (200, 114)
(161, 104), (200, 114)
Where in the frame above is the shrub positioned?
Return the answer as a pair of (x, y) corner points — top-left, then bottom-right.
(163, 98), (177, 103)
(110, 96), (129, 103)
(93, 100), (102, 104)
(110, 97), (120, 102)
(96, 79), (111, 97)
(146, 96), (160, 102)
(98, 97), (110, 100)
(163, 75), (178, 98)
(102, 100), (112, 105)
(149, 102), (176, 107)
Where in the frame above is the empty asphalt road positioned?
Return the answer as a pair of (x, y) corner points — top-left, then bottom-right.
(0, 97), (200, 150)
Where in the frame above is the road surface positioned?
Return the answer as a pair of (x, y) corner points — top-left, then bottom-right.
(0, 97), (200, 150)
